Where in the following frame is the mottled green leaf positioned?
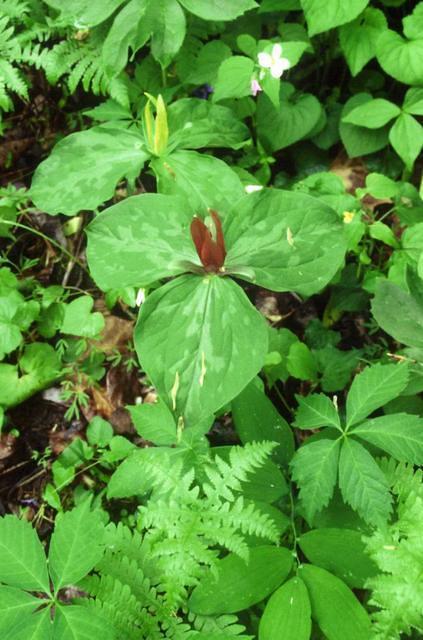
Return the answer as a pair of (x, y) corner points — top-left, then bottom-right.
(224, 189), (346, 296)
(86, 193), (196, 290)
(30, 127), (149, 215)
(151, 150), (244, 217)
(135, 275), (268, 426)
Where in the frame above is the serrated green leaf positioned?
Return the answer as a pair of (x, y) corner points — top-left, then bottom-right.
(30, 127), (149, 216)
(86, 193), (196, 290)
(376, 30), (423, 86)
(259, 577), (311, 640)
(299, 564), (372, 640)
(339, 438), (391, 525)
(53, 605), (114, 640)
(102, 0), (148, 78)
(294, 393), (341, 430)
(301, 0), (370, 36)
(351, 413), (423, 464)
(135, 275), (268, 426)
(298, 528), (378, 588)
(189, 546), (292, 614)
(346, 363), (409, 428)
(168, 99), (250, 150)
(151, 150), (244, 217)
(48, 504), (105, 591)
(86, 416), (114, 447)
(231, 380), (295, 466)
(342, 98), (400, 128)
(389, 113), (423, 170)
(291, 439), (341, 521)
(339, 8), (387, 76)
(179, 0), (257, 20)
(0, 516), (49, 592)
(0, 586), (42, 632)
(224, 189), (346, 297)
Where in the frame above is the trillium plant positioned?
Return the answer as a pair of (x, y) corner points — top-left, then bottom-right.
(86, 189), (346, 432)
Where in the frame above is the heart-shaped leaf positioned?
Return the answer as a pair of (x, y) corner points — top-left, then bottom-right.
(135, 274), (268, 426)
(61, 296), (105, 338)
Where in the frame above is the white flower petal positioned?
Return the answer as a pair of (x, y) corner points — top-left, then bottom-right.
(280, 57), (291, 71)
(258, 51), (272, 68)
(245, 184), (263, 194)
(272, 43), (282, 59)
(271, 57), (290, 78)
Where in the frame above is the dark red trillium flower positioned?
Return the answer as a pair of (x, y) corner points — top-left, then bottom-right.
(190, 210), (226, 273)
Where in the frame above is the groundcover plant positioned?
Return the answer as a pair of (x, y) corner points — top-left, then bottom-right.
(0, 0), (423, 638)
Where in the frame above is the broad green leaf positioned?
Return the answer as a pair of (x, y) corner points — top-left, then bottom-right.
(61, 296), (105, 338)
(86, 193), (196, 290)
(102, 0), (149, 78)
(298, 529), (378, 588)
(340, 94), (390, 157)
(287, 342), (318, 381)
(224, 189), (346, 297)
(189, 546), (292, 614)
(0, 516), (49, 592)
(403, 2), (423, 40)
(186, 41), (231, 85)
(30, 127), (149, 215)
(151, 150), (245, 217)
(0, 292), (24, 358)
(107, 447), (172, 499)
(135, 275), (268, 426)
(259, 577), (311, 640)
(339, 8), (387, 76)
(290, 439), (341, 521)
(403, 88), (423, 116)
(0, 343), (62, 408)
(168, 99), (250, 150)
(339, 438), (391, 525)
(351, 413), (423, 464)
(48, 504), (105, 591)
(371, 278), (423, 349)
(299, 564), (372, 640)
(150, 0), (186, 68)
(53, 605), (114, 640)
(257, 84), (322, 152)
(376, 30), (423, 86)
(389, 113), (423, 170)
(0, 586), (42, 631)
(213, 56), (255, 102)
(301, 0), (370, 36)
(42, 0), (124, 27)
(179, 0), (257, 20)
(342, 98), (400, 128)
(128, 401), (177, 445)
(231, 380), (295, 466)
(4, 608), (53, 640)
(86, 416), (114, 447)
(346, 363), (409, 428)
(293, 393), (341, 430)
